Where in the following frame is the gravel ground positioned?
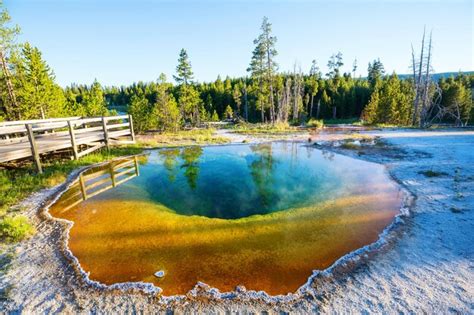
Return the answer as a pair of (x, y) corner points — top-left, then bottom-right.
(1, 128), (473, 313)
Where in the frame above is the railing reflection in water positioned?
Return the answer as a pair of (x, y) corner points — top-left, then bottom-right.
(54, 156), (140, 214)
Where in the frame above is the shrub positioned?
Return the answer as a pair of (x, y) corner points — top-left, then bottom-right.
(307, 119), (324, 129)
(0, 215), (35, 242)
(272, 122), (290, 130)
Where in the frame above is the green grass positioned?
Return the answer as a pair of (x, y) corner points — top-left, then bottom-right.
(323, 118), (362, 125)
(231, 122), (301, 134)
(0, 215), (35, 242)
(138, 128), (230, 146)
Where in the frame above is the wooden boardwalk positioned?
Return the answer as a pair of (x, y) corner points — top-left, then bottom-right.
(0, 115), (135, 173)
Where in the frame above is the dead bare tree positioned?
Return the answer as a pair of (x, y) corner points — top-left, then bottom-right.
(276, 76), (291, 123)
(411, 29), (442, 128)
(292, 63), (303, 122)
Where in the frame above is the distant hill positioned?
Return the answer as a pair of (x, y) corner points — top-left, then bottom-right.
(397, 71), (474, 81)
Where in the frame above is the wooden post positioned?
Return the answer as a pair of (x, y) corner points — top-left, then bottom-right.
(25, 124), (42, 173)
(134, 156), (140, 176)
(128, 114), (136, 142)
(67, 120), (78, 160)
(109, 163), (116, 187)
(101, 116), (110, 149)
(79, 174), (87, 200)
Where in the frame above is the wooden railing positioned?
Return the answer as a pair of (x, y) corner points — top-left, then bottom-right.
(0, 115), (135, 173)
(52, 156), (140, 213)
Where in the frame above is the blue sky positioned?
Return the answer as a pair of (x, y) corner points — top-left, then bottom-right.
(4, 0), (473, 86)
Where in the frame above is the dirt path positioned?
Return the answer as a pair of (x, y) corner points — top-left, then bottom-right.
(1, 129), (473, 313)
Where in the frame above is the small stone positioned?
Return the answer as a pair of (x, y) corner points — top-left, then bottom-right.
(154, 270), (165, 278)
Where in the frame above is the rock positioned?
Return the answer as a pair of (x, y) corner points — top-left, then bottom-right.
(154, 270), (165, 278)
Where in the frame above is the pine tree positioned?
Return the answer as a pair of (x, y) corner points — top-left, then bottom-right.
(154, 74), (181, 131)
(224, 105), (233, 119)
(173, 48), (194, 85)
(248, 17), (278, 123)
(367, 59), (385, 87)
(129, 93), (151, 133)
(17, 43), (65, 119)
(307, 60), (320, 118)
(211, 110), (219, 121)
(259, 17), (278, 123)
(439, 76), (473, 126)
(326, 52), (343, 78)
(174, 49), (200, 125)
(232, 83), (242, 116)
(248, 41), (266, 122)
(326, 53), (344, 119)
(0, 4), (20, 119)
(361, 85), (379, 124)
(83, 80), (108, 116)
(178, 84), (201, 126)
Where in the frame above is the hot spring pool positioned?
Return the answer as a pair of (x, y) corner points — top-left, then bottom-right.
(49, 142), (402, 295)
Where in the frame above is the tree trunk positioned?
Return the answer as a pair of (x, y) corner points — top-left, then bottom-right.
(269, 84), (275, 124)
(0, 47), (19, 120)
(309, 94), (314, 118)
(244, 87), (248, 121)
(413, 28), (426, 126)
(421, 32), (432, 127)
(332, 105), (337, 120)
(40, 106), (46, 119)
(316, 99), (321, 119)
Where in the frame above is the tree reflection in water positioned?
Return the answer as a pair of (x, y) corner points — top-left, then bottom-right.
(158, 147), (203, 190)
(248, 143), (277, 208)
(180, 147), (203, 189)
(158, 149), (181, 182)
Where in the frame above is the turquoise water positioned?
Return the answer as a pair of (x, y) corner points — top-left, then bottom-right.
(100, 142), (387, 219)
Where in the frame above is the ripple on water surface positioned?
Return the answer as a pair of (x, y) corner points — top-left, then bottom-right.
(49, 142), (402, 295)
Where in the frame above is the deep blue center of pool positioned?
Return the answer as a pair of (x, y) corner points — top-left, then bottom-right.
(95, 142), (380, 219)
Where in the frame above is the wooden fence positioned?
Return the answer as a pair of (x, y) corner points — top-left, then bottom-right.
(0, 115), (135, 173)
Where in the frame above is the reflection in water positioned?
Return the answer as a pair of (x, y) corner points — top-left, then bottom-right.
(180, 147), (203, 190)
(248, 143), (276, 207)
(158, 149), (180, 182)
(49, 143), (403, 296)
(157, 147), (203, 189)
(52, 156), (141, 214)
(322, 149), (335, 161)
